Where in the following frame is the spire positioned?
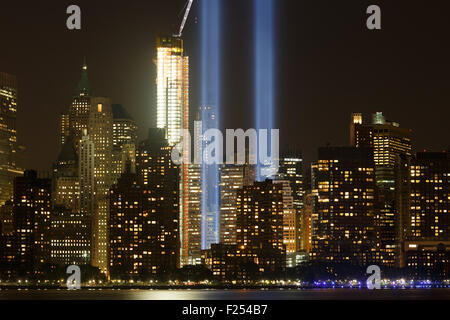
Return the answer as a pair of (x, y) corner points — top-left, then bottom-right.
(75, 56), (92, 97)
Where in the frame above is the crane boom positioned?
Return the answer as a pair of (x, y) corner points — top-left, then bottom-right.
(177, 0), (194, 37)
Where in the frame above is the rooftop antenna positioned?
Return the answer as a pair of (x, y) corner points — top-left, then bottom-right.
(175, 0), (194, 37)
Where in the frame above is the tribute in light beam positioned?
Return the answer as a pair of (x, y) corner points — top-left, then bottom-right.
(254, 0), (275, 181)
(200, 0), (221, 250)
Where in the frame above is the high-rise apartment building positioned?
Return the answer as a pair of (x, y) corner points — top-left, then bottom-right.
(236, 180), (286, 274)
(311, 147), (377, 266)
(219, 164), (255, 245)
(403, 151), (450, 275)
(133, 129), (180, 269)
(408, 152), (449, 240)
(351, 112), (412, 266)
(13, 171), (52, 269)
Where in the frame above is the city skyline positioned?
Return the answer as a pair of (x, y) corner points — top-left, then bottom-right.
(1, 0), (450, 171)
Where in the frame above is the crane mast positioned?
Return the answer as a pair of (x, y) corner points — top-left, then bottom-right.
(176, 0), (194, 37)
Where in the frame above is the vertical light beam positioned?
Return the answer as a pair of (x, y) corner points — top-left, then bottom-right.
(254, 0), (275, 181)
(201, 0), (221, 250)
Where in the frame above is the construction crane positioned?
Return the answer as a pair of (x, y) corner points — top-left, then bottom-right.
(175, 0), (194, 38)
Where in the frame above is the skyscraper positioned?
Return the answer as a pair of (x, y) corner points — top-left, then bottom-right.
(236, 180), (286, 274)
(53, 135), (79, 213)
(134, 129), (180, 269)
(278, 150), (304, 251)
(13, 171), (52, 269)
(111, 104), (137, 184)
(112, 104), (138, 148)
(156, 36), (189, 147)
(409, 152), (449, 240)
(88, 97), (113, 273)
(49, 206), (90, 266)
(0, 72), (24, 205)
(156, 36), (189, 267)
(69, 58), (92, 151)
(79, 130), (95, 262)
(351, 112), (412, 266)
(219, 163), (255, 244)
(311, 147), (377, 266)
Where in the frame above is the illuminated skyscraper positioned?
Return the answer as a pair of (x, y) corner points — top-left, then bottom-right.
(219, 164), (255, 244)
(49, 206), (90, 266)
(69, 58), (92, 151)
(311, 147), (377, 265)
(60, 113), (70, 148)
(351, 112), (412, 266)
(88, 97), (113, 273)
(156, 36), (189, 147)
(134, 129), (180, 269)
(13, 171), (52, 269)
(409, 152), (449, 240)
(112, 104), (137, 147)
(278, 150), (304, 251)
(236, 180), (286, 274)
(273, 180), (297, 256)
(156, 36), (189, 267)
(53, 135), (79, 213)
(0, 72), (24, 205)
(79, 130), (95, 262)
(111, 104), (137, 183)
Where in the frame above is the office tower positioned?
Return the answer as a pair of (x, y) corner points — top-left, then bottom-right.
(69, 58), (92, 151)
(352, 112), (412, 189)
(53, 135), (79, 213)
(183, 163), (202, 266)
(13, 171), (52, 269)
(273, 180), (297, 267)
(111, 104), (137, 183)
(181, 110), (202, 266)
(156, 36), (189, 266)
(0, 72), (24, 205)
(351, 112), (412, 266)
(236, 180), (286, 274)
(49, 206), (90, 266)
(112, 104), (137, 147)
(156, 36), (189, 147)
(278, 150), (304, 251)
(279, 150), (304, 212)
(79, 130), (95, 264)
(349, 113), (363, 147)
(310, 147), (377, 266)
(219, 164), (255, 245)
(88, 97), (113, 273)
(300, 193), (313, 253)
(60, 113), (70, 148)
(201, 105), (220, 250)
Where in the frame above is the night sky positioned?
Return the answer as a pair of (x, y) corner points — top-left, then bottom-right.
(0, 0), (449, 171)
